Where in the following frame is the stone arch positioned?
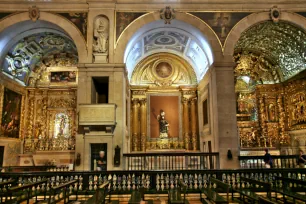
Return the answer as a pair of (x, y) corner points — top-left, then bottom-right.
(224, 11), (306, 56)
(114, 12), (222, 64)
(0, 12), (88, 63)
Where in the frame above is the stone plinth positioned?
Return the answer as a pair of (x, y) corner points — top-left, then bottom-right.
(93, 53), (108, 63)
(19, 154), (34, 166)
(32, 150), (75, 166)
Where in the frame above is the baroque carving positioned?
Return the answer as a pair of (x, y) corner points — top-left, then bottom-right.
(131, 53), (197, 87)
(235, 21), (306, 81)
(3, 33), (78, 86)
(160, 6), (175, 24)
(23, 89), (77, 153)
(270, 6), (281, 23)
(29, 6), (40, 22)
(49, 97), (76, 108)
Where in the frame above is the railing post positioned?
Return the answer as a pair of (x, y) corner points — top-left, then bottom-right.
(216, 154), (220, 169)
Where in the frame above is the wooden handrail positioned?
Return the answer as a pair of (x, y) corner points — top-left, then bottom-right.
(9, 179), (48, 191)
(0, 179), (15, 187)
(99, 181), (109, 189)
(52, 180), (78, 190)
(123, 152), (219, 157)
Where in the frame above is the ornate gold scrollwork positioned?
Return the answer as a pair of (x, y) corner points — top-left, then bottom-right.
(131, 53), (197, 87)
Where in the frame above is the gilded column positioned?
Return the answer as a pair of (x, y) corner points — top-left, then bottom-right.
(190, 97), (198, 151)
(19, 95), (25, 139)
(258, 96), (267, 147)
(0, 85), (4, 127)
(140, 99), (147, 151)
(132, 99), (140, 151)
(277, 95), (287, 144)
(182, 98), (190, 150)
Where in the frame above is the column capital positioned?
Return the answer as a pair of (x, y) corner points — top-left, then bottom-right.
(182, 97), (189, 104)
(190, 97), (197, 104)
(139, 98), (147, 105)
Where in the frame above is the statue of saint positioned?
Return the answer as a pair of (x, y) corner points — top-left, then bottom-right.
(157, 110), (169, 138)
(93, 16), (109, 53)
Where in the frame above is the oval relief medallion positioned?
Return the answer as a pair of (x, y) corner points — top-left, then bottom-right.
(155, 62), (172, 78)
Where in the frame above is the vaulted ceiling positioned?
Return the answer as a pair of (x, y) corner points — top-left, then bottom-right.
(124, 20), (214, 82)
(234, 21), (306, 84)
(2, 32), (77, 86)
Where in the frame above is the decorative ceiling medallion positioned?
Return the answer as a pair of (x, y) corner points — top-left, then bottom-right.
(155, 62), (173, 78)
(160, 6), (175, 24)
(270, 6), (280, 23)
(29, 6), (40, 22)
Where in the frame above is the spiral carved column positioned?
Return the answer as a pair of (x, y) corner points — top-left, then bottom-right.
(259, 96), (267, 147)
(190, 97), (198, 150)
(140, 99), (147, 151)
(277, 95), (287, 144)
(132, 99), (140, 151)
(182, 98), (190, 150)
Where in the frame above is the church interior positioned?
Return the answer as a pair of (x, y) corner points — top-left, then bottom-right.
(0, 0), (306, 203)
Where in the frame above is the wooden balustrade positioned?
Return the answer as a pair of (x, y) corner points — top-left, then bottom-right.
(123, 152), (220, 170)
(238, 155), (299, 168)
(0, 168), (305, 199)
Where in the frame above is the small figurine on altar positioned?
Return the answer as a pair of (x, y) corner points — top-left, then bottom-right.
(157, 110), (169, 139)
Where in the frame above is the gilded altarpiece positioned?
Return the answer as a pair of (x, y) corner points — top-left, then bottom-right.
(130, 53), (199, 152)
(23, 89), (77, 154)
(236, 79), (306, 149)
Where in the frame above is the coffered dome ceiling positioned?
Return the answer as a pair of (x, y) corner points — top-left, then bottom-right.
(124, 20), (214, 82)
(234, 21), (306, 84)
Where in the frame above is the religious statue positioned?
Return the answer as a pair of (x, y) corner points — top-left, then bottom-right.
(59, 115), (66, 136)
(157, 110), (169, 138)
(93, 16), (109, 53)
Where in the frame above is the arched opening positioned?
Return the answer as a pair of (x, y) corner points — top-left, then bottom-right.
(234, 20), (306, 154)
(124, 19), (214, 82)
(0, 19), (78, 165)
(125, 19), (215, 154)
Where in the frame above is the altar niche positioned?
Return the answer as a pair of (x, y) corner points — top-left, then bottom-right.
(148, 94), (181, 149)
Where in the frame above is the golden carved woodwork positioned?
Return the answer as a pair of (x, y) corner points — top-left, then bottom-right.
(131, 98), (139, 151)
(0, 85), (4, 128)
(131, 53), (197, 87)
(234, 53), (281, 84)
(236, 78), (306, 148)
(22, 88), (77, 153)
(140, 99), (147, 151)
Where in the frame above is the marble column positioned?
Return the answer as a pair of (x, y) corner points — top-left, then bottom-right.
(190, 97), (198, 151)
(140, 99), (147, 151)
(132, 99), (139, 151)
(182, 98), (190, 150)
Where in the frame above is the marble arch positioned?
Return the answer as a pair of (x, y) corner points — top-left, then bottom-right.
(115, 12), (222, 80)
(224, 11), (306, 56)
(0, 12), (88, 63)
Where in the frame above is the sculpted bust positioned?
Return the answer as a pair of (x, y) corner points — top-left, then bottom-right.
(93, 16), (109, 53)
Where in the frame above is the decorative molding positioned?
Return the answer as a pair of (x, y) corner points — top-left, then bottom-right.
(160, 6), (175, 24)
(29, 6), (40, 22)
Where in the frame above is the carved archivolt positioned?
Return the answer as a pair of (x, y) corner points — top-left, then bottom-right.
(131, 53), (197, 87)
